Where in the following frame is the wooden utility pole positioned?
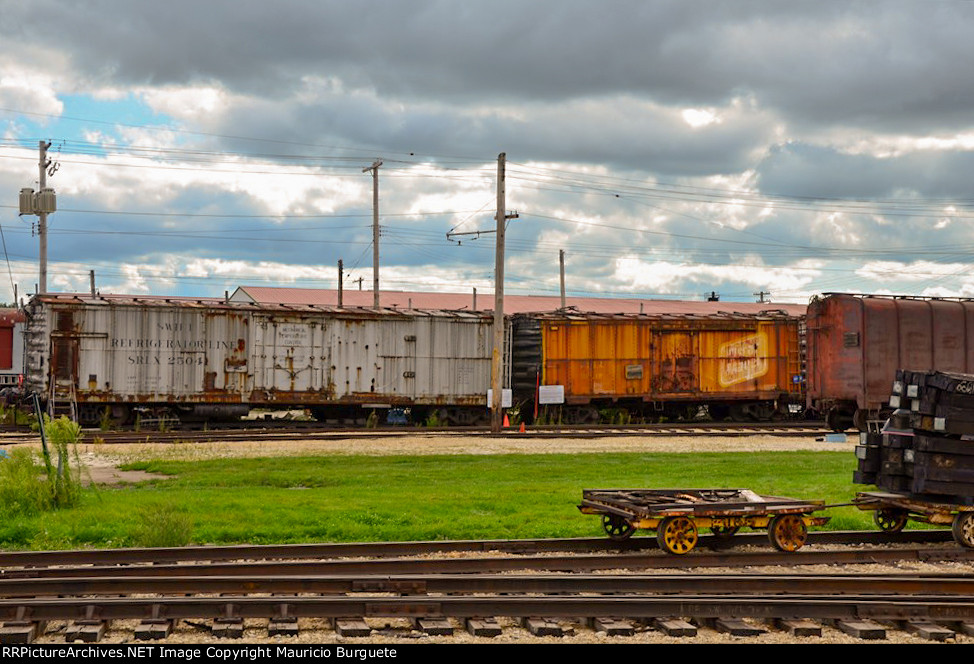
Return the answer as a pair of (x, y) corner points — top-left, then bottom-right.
(491, 153), (507, 433)
(338, 259), (344, 308)
(38, 141), (50, 294)
(364, 160), (383, 309)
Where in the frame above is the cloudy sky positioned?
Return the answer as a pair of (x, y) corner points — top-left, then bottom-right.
(2, 0), (974, 305)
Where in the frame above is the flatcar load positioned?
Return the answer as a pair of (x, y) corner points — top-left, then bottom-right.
(578, 488), (829, 554)
(853, 368), (974, 548)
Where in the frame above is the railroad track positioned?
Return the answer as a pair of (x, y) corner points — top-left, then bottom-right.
(0, 421), (834, 445)
(2, 532), (972, 643)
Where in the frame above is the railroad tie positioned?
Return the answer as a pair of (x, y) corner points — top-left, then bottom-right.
(651, 618), (696, 637)
(465, 618), (502, 638)
(773, 618), (822, 638)
(412, 617), (453, 636)
(521, 617), (563, 637)
(0, 621), (46, 645)
(134, 619), (173, 641)
(706, 617), (766, 637)
(334, 618), (371, 638)
(589, 617), (635, 637)
(830, 619), (886, 640)
(268, 603), (299, 637)
(901, 621), (955, 642)
(65, 620), (107, 643)
(211, 618), (244, 639)
(267, 619), (299, 637)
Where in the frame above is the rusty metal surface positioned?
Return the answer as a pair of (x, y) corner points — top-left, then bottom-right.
(580, 488), (826, 519)
(5, 542), (972, 585)
(7, 572), (974, 599)
(0, 530), (951, 570)
(5, 592), (974, 623)
(807, 293), (974, 416)
(535, 313), (802, 404)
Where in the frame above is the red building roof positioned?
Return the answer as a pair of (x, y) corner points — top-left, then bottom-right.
(230, 286), (808, 317)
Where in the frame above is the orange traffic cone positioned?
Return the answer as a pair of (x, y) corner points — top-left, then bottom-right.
(503, 414), (510, 427)
(519, 422), (526, 433)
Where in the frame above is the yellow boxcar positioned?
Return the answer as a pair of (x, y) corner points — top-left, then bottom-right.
(512, 312), (803, 421)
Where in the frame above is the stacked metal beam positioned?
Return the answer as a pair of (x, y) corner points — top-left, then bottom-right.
(854, 370), (974, 503)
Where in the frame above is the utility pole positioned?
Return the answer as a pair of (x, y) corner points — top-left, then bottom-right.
(754, 291), (770, 303)
(338, 259), (344, 309)
(19, 141), (56, 295)
(559, 249), (566, 309)
(491, 153), (507, 433)
(363, 160), (383, 309)
(38, 142), (49, 295)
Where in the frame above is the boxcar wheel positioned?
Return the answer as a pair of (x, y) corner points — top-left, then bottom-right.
(874, 508), (908, 533)
(601, 514), (635, 541)
(768, 514), (808, 552)
(952, 512), (974, 548)
(656, 516), (698, 555)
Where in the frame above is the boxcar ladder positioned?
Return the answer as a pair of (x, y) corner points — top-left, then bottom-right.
(48, 381), (78, 422)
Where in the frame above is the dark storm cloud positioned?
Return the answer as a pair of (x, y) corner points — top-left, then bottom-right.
(5, 0), (974, 300)
(213, 92), (776, 176)
(6, 0), (974, 134)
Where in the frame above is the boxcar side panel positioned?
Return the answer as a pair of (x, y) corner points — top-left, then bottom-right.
(538, 315), (800, 405)
(809, 294), (974, 417)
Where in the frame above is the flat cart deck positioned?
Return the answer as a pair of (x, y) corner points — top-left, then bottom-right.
(854, 490), (974, 547)
(579, 488), (829, 555)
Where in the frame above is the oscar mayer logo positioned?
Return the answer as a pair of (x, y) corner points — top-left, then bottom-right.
(719, 333), (769, 387)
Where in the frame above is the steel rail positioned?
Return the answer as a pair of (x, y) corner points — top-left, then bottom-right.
(5, 573), (974, 598)
(0, 421), (832, 444)
(4, 546), (974, 580)
(4, 595), (974, 623)
(0, 530), (952, 569)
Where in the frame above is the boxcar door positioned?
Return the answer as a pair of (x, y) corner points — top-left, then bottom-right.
(653, 330), (698, 394)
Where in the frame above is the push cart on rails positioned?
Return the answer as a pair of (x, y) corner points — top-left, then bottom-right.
(579, 488), (830, 555)
(853, 490), (974, 547)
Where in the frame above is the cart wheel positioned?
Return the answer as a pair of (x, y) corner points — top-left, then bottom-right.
(657, 516), (698, 555)
(602, 514), (635, 541)
(710, 525), (740, 539)
(874, 508), (908, 533)
(768, 514), (808, 552)
(952, 512), (974, 549)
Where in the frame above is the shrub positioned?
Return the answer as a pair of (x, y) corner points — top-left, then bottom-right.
(8, 415), (86, 513)
(0, 448), (51, 515)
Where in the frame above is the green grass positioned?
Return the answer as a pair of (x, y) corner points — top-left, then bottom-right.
(0, 450), (878, 550)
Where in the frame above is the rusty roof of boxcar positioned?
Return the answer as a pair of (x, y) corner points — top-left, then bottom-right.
(30, 290), (807, 318)
(26, 293), (492, 319)
(232, 286), (808, 317)
(517, 309), (800, 321)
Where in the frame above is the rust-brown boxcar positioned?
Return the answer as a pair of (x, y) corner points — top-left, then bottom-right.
(806, 293), (974, 431)
(511, 311), (803, 422)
